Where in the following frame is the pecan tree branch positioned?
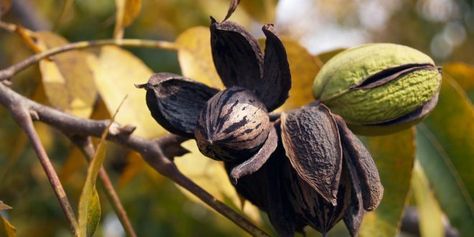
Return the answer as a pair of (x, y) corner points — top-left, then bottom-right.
(0, 38), (179, 81)
(71, 136), (137, 237)
(1, 91), (78, 234)
(0, 82), (270, 236)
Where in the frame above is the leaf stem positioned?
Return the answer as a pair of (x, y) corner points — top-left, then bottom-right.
(164, 166), (270, 237)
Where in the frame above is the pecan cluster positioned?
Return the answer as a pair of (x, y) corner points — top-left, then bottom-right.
(138, 14), (385, 236)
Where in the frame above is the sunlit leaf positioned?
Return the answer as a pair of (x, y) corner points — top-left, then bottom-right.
(0, 0), (11, 17)
(416, 75), (474, 236)
(78, 97), (125, 237)
(444, 63), (474, 102)
(360, 129), (415, 237)
(33, 32), (97, 118)
(174, 140), (262, 224)
(0, 216), (16, 237)
(278, 37), (320, 110)
(411, 161), (444, 237)
(114, 0), (142, 38)
(176, 26), (223, 89)
(87, 46), (166, 138)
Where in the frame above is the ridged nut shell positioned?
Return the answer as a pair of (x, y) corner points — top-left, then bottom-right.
(195, 87), (271, 161)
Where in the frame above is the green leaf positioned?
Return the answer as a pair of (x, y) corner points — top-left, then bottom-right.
(360, 129), (415, 237)
(88, 46), (166, 138)
(33, 32), (97, 118)
(78, 97), (126, 237)
(411, 161), (444, 237)
(416, 74), (474, 236)
(444, 63), (474, 102)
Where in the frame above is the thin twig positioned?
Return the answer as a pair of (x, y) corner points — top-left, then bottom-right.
(0, 82), (270, 236)
(0, 21), (16, 32)
(0, 38), (179, 81)
(6, 102), (78, 234)
(72, 136), (137, 237)
(166, 168), (270, 237)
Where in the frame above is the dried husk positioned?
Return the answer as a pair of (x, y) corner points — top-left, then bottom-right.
(138, 72), (219, 137)
(259, 24), (292, 111)
(342, 148), (365, 237)
(280, 103), (343, 205)
(210, 20), (291, 111)
(210, 19), (263, 90)
(335, 116), (384, 211)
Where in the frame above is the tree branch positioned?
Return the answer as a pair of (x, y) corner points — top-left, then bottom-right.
(0, 82), (270, 236)
(4, 94), (78, 234)
(0, 37), (179, 81)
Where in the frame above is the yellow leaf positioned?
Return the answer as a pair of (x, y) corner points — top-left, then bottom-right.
(278, 38), (321, 110)
(114, 0), (142, 38)
(33, 32), (97, 118)
(0, 216), (16, 237)
(175, 140), (262, 224)
(87, 46), (166, 138)
(78, 97), (125, 237)
(176, 27), (224, 89)
(411, 161), (444, 237)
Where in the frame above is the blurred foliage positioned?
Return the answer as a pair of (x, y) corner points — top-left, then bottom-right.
(0, 0), (473, 236)
(359, 129), (416, 237)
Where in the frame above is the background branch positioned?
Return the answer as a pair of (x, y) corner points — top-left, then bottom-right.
(0, 37), (179, 81)
(3, 95), (78, 235)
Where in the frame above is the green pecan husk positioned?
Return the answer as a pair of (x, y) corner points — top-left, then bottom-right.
(313, 43), (442, 135)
